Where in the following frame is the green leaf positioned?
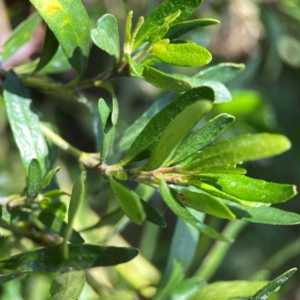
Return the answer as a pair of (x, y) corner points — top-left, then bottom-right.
(188, 281), (269, 300)
(42, 190), (70, 199)
(145, 99), (213, 170)
(109, 178), (146, 225)
(221, 199), (300, 225)
(142, 65), (192, 92)
(193, 167), (246, 175)
(38, 210), (85, 244)
(43, 167), (61, 188)
(120, 87), (214, 165)
(159, 180), (230, 242)
(34, 26), (59, 73)
(197, 173), (296, 204)
(195, 63), (245, 83)
(171, 278), (206, 300)
(0, 244), (139, 272)
(124, 11), (133, 54)
(181, 191), (235, 220)
(179, 133), (291, 170)
(141, 200), (167, 228)
(0, 270), (30, 285)
(50, 270), (85, 300)
(3, 71), (48, 175)
(125, 53), (144, 76)
(134, 0), (203, 48)
(252, 268), (297, 300)
(152, 42), (211, 67)
(170, 114), (235, 165)
(1, 13), (41, 61)
(91, 14), (120, 60)
(27, 159), (43, 204)
(166, 19), (219, 40)
(29, 0), (90, 76)
(40, 201), (67, 219)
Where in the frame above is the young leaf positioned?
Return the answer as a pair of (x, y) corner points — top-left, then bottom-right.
(0, 270), (30, 285)
(42, 190), (70, 199)
(29, 0), (90, 76)
(92, 14), (120, 61)
(159, 180), (231, 242)
(252, 268), (297, 300)
(34, 26), (59, 73)
(134, 0), (203, 48)
(179, 133), (291, 170)
(221, 199), (300, 225)
(152, 42), (211, 67)
(27, 159), (42, 204)
(125, 53), (144, 76)
(109, 178), (146, 225)
(43, 167), (61, 188)
(124, 11), (133, 54)
(170, 113), (235, 165)
(50, 270), (85, 300)
(3, 71), (48, 175)
(1, 12), (41, 61)
(145, 99), (213, 170)
(141, 200), (167, 228)
(181, 191), (236, 220)
(197, 173), (296, 204)
(120, 87), (214, 165)
(166, 19), (220, 40)
(0, 244), (139, 272)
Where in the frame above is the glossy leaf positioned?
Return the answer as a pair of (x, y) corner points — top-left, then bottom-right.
(0, 270), (30, 285)
(125, 53), (144, 76)
(30, 0), (90, 76)
(179, 133), (291, 170)
(27, 159), (42, 204)
(159, 180), (230, 242)
(193, 167), (246, 175)
(141, 200), (167, 228)
(171, 278), (206, 300)
(252, 268), (297, 300)
(38, 210), (85, 244)
(43, 167), (60, 188)
(3, 71), (48, 175)
(221, 199), (300, 225)
(166, 19), (219, 39)
(120, 87), (214, 165)
(0, 244), (139, 272)
(50, 270), (85, 300)
(153, 42), (211, 67)
(134, 0), (203, 48)
(181, 191), (235, 220)
(109, 178), (146, 225)
(197, 173), (296, 204)
(145, 99), (213, 170)
(34, 26), (59, 73)
(92, 14), (120, 60)
(170, 113), (234, 165)
(142, 65), (192, 92)
(195, 63), (245, 83)
(1, 13), (41, 61)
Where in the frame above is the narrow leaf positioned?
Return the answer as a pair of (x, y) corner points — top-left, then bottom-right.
(159, 180), (231, 242)
(170, 113), (235, 165)
(50, 270), (85, 300)
(252, 268), (297, 300)
(42, 190), (70, 199)
(141, 200), (167, 228)
(29, 0), (90, 76)
(92, 14), (120, 60)
(27, 159), (42, 204)
(43, 167), (61, 188)
(0, 244), (139, 272)
(145, 99), (213, 170)
(171, 278), (206, 300)
(3, 71), (48, 175)
(120, 87), (214, 165)
(125, 53), (144, 76)
(109, 178), (146, 225)
(124, 11), (133, 54)
(0, 270), (30, 285)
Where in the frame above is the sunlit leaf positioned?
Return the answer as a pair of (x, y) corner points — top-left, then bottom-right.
(43, 167), (61, 188)
(171, 278), (206, 300)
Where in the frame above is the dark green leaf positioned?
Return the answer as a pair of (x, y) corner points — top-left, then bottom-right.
(109, 178), (146, 225)
(27, 159), (42, 204)
(252, 268), (297, 300)
(3, 71), (48, 175)
(1, 13), (41, 61)
(120, 87), (214, 165)
(141, 200), (167, 228)
(134, 0), (203, 48)
(39, 201), (67, 219)
(170, 114), (235, 165)
(145, 99), (213, 170)
(34, 26), (59, 73)
(166, 19), (219, 39)
(50, 270), (85, 300)
(29, 0), (90, 76)
(91, 14), (120, 60)
(159, 180), (230, 242)
(10, 208), (31, 224)
(0, 270), (30, 285)
(0, 244), (139, 272)
(43, 167), (61, 188)
(179, 133), (291, 170)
